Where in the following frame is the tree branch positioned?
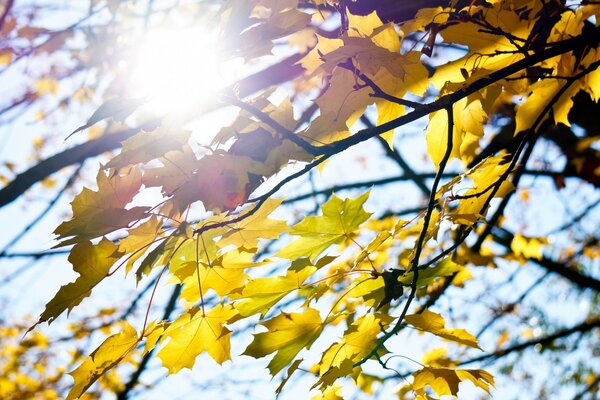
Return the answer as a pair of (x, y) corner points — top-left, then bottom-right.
(459, 319), (600, 366)
(0, 52), (306, 210)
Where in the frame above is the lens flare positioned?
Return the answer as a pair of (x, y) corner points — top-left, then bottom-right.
(129, 27), (224, 114)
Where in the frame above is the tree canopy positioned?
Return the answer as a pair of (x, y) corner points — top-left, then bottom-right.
(0, 0), (599, 399)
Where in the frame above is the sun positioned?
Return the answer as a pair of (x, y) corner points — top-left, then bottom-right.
(128, 27), (227, 115)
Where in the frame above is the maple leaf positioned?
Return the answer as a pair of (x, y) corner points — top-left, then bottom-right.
(105, 127), (190, 169)
(404, 309), (481, 350)
(243, 308), (323, 375)
(135, 223), (192, 281)
(177, 248), (262, 300)
(276, 359), (303, 396)
(54, 168), (149, 247)
(451, 155), (515, 225)
(142, 145), (199, 195)
(234, 266), (316, 317)
(398, 258), (464, 288)
(67, 323), (138, 400)
(217, 198), (288, 249)
(157, 304), (239, 372)
(277, 191), (372, 261)
(171, 152), (270, 212)
(35, 239), (121, 326)
(319, 313), (393, 377)
(118, 216), (163, 274)
(412, 366), (495, 398)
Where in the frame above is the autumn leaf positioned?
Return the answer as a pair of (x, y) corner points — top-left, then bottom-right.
(450, 155), (515, 226)
(412, 366), (495, 398)
(319, 313), (393, 377)
(177, 248), (262, 300)
(398, 258), (464, 288)
(218, 198), (288, 249)
(157, 304), (238, 372)
(404, 309), (481, 350)
(67, 323), (138, 400)
(234, 266), (316, 317)
(511, 233), (547, 260)
(118, 216), (163, 274)
(105, 127), (191, 170)
(277, 192), (372, 261)
(35, 239), (121, 326)
(244, 308), (323, 375)
(54, 168), (149, 247)
(275, 359), (303, 395)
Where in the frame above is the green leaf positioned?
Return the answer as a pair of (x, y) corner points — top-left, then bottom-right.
(243, 308), (323, 375)
(234, 267), (316, 317)
(277, 192), (372, 261)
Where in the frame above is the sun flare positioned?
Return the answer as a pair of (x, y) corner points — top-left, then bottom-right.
(128, 27), (226, 114)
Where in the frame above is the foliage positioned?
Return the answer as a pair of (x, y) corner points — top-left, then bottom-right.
(0, 0), (599, 399)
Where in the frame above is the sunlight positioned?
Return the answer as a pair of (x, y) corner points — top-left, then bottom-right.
(128, 27), (225, 114)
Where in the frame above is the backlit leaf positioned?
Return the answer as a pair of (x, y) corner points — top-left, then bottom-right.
(36, 239), (121, 326)
(67, 323), (138, 400)
(243, 308), (323, 375)
(412, 366), (494, 397)
(277, 192), (372, 261)
(404, 309), (481, 349)
(54, 168), (149, 247)
(157, 304), (238, 372)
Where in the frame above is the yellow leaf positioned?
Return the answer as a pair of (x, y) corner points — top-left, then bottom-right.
(319, 313), (393, 376)
(234, 267), (316, 317)
(421, 347), (455, 368)
(398, 258), (464, 288)
(426, 108), (460, 168)
(401, 7), (449, 34)
(413, 367), (494, 396)
(157, 304), (238, 372)
(243, 308), (323, 375)
(36, 239), (120, 326)
(404, 309), (481, 349)
(67, 323), (138, 400)
(218, 198), (288, 249)
(0, 49), (12, 65)
(118, 216), (163, 274)
(311, 383), (343, 400)
(178, 248), (260, 300)
(136, 224), (191, 281)
(511, 233), (546, 260)
(451, 155), (515, 226)
(35, 78), (59, 96)
(412, 367), (494, 398)
(277, 192), (372, 261)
